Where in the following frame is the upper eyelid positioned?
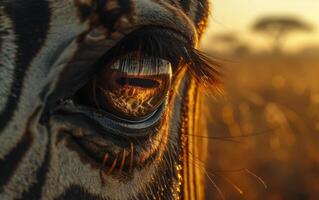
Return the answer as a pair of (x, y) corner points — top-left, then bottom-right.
(97, 29), (189, 74)
(95, 27), (220, 91)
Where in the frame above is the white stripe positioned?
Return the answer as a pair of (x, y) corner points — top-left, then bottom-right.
(0, 7), (17, 112)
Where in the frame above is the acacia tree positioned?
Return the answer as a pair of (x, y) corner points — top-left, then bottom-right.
(252, 16), (312, 53)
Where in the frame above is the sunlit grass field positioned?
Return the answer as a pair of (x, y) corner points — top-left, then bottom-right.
(204, 54), (319, 200)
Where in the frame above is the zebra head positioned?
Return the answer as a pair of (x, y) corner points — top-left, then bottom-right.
(0, 0), (219, 199)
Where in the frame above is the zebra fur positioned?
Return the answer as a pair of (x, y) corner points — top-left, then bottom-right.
(0, 0), (211, 199)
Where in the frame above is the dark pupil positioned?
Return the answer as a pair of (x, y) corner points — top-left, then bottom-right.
(116, 77), (160, 88)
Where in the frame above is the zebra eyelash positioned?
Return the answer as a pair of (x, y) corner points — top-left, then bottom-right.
(95, 27), (221, 93)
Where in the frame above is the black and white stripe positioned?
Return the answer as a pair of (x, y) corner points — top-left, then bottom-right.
(0, 0), (211, 199)
(0, 0), (50, 131)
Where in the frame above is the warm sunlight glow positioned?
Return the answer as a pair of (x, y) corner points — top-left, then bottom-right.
(201, 0), (319, 53)
(201, 1), (319, 199)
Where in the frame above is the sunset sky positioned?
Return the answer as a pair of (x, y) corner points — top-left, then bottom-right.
(201, 0), (319, 53)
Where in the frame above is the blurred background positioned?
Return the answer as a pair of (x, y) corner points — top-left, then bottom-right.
(199, 0), (319, 199)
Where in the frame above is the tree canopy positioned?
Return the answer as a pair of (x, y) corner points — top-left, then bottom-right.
(253, 16), (312, 34)
(252, 16), (313, 53)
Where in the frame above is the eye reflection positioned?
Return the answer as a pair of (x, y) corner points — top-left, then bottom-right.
(95, 54), (172, 121)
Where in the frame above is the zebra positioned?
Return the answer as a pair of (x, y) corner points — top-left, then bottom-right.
(0, 0), (220, 199)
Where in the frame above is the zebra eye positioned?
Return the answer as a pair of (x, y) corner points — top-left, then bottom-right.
(88, 54), (172, 121)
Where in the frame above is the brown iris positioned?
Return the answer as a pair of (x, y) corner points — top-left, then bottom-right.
(91, 55), (172, 120)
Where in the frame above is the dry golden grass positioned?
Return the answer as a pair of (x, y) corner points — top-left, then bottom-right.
(203, 54), (319, 200)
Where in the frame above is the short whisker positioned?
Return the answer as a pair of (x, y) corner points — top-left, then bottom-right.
(102, 153), (109, 166)
(107, 153), (118, 175)
(129, 142), (134, 173)
(118, 149), (126, 175)
(100, 153), (110, 186)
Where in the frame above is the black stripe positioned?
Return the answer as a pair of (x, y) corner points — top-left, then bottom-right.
(55, 185), (109, 200)
(117, 0), (131, 14)
(180, 0), (191, 13)
(99, 0), (132, 31)
(0, 130), (33, 191)
(20, 133), (51, 200)
(0, 0), (50, 131)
